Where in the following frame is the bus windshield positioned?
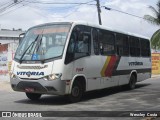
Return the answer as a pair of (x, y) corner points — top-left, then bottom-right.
(14, 24), (71, 62)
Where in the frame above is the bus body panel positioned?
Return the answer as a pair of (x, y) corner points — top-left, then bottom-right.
(52, 59), (73, 81)
(72, 55), (102, 91)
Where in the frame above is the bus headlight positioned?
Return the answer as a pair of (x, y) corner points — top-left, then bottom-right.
(44, 73), (62, 80)
(49, 73), (62, 80)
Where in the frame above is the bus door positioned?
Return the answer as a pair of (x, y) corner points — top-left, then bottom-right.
(73, 26), (102, 91)
(66, 25), (101, 91)
(85, 28), (101, 91)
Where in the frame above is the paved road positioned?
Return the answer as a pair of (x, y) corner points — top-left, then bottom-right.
(0, 77), (160, 120)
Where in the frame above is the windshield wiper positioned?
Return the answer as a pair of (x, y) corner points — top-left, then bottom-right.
(19, 35), (39, 64)
(36, 36), (45, 64)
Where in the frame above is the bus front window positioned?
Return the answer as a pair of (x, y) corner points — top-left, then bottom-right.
(14, 24), (71, 62)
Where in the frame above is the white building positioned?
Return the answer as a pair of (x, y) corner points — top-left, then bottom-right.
(0, 29), (24, 79)
(0, 29), (23, 44)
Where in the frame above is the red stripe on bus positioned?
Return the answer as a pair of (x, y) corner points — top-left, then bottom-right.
(104, 56), (117, 77)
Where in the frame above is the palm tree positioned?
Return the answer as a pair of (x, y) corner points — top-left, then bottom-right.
(150, 29), (160, 50)
(144, 0), (160, 50)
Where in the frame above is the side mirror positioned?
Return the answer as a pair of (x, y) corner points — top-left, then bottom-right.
(19, 33), (25, 43)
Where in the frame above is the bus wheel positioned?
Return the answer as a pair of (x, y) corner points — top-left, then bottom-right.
(127, 75), (136, 90)
(25, 93), (41, 100)
(68, 81), (83, 103)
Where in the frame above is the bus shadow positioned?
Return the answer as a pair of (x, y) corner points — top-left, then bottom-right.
(15, 95), (69, 105)
(15, 83), (151, 105)
(82, 83), (151, 101)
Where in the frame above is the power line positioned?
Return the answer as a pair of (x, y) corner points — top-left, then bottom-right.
(25, 0), (96, 19)
(28, 7), (50, 18)
(0, 0), (97, 23)
(0, 1), (13, 8)
(0, 0), (25, 14)
(63, 1), (96, 18)
(23, 0), (95, 5)
(24, 2), (81, 18)
(27, 3), (84, 11)
(63, 5), (81, 18)
(0, 3), (15, 13)
(26, 4), (62, 19)
(102, 6), (144, 19)
(0, 4), (25, 16)
(28, 3), (87, 18)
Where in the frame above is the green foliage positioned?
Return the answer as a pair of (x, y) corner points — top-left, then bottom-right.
(144, 0), (160, 50)
(151, 29), (160, 49)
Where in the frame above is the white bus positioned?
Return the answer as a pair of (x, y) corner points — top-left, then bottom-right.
(10, 22), (151, 102)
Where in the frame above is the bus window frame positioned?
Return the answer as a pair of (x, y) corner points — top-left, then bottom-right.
(65, 25), (91, 64)
(140, 39), (151, 57)
(115, 33), (129, 57)
(92, 28), (100, 55)
(99, 29), (116, 56)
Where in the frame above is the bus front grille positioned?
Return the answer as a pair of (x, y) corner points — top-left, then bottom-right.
(17, 65), (48, 69)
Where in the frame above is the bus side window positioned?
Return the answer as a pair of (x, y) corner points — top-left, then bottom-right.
(65, 25), (91, 64)
(129, 37), (140, 57)
(99, 30), (115, 55)
(140, 39), (151, 57)
(74, 32), (91, 58)
(92, 29), (99, 55)
(116, 34), (129, 56)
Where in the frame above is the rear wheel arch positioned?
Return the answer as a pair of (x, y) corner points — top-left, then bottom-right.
(129, 70), (137, 82)
(127, 71), (137, 90)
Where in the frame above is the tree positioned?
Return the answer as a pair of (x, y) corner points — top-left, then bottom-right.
(150, 29), (160, 50)
(144, 0), (160, 50)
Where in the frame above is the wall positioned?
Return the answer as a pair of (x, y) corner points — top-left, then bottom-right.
(0, 44), (8, 75)
(0, 42), (18, 80)
(152, 53), (160, 75)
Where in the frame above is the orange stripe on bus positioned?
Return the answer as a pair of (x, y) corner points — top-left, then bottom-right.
(104, 56), (117, 77)
(101, 56), (111, 77)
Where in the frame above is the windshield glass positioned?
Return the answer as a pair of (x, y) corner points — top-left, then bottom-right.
(15, 24), (71, 61)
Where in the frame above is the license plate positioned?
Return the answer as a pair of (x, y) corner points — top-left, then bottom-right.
(25, 88), (34, 92)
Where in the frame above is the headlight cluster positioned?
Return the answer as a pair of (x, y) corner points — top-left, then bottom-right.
(44, 73), (62, 81)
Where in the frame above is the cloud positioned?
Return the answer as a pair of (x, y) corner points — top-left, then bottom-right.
(0, 0), (159, 38)
(105, 0), (159, 38)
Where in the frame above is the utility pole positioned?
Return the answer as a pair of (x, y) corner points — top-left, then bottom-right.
(96, 0), (102, 25)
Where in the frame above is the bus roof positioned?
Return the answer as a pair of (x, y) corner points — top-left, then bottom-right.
(30, 21), (150, 40)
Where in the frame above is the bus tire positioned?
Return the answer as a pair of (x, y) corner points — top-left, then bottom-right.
(25, 93), (41, 100)
(68, 80), (83, 103)
(127, 74), (136, 90)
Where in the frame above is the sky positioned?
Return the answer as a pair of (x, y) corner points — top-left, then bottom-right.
(0, 0), (159, 38)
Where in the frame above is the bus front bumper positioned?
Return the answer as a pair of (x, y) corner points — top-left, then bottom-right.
(10, 76), (68, 95)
